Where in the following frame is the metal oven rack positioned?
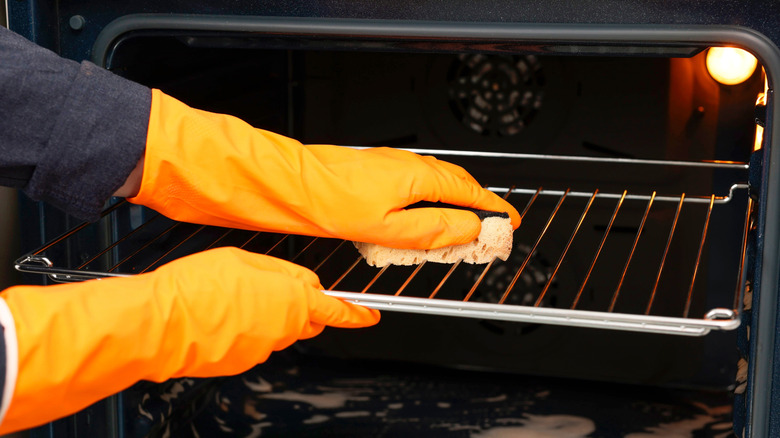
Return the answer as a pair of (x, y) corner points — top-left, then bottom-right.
(15, 149), (752, 337)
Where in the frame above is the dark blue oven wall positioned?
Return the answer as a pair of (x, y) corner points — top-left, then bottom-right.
(7, 2), (780, 438)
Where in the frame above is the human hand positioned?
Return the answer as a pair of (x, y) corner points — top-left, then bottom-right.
(128, 89), (520, 250)
(0, 247), (378, 433)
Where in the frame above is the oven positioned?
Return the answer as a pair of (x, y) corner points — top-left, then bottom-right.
(5, 2), (780, 437)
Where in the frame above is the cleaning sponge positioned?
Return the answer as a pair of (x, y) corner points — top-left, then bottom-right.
(353, 210), (513, 267)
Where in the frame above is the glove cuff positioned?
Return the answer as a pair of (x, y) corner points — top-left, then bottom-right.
(126, 88), (164, 211)
(0, 299), (17, 428)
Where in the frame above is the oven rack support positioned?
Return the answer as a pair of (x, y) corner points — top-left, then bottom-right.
(325, 291), (739, 335)
(14, 153), (752, 337)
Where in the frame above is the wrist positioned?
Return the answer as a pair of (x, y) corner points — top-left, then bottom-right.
(113, 154), (145, 198)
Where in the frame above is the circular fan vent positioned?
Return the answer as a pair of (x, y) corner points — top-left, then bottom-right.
(448, 54), (544, 137)
(463, 243), (557, 337)
(466, 243), (555, 308)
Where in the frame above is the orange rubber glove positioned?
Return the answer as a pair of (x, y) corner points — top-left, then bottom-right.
(128, 89), (520, 250)
(0, 247), (378, 433)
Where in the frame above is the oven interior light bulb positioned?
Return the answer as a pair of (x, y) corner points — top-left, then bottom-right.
(706, 47), (758, 85)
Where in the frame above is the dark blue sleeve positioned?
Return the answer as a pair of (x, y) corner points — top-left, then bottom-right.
(0, 26), (151, 221)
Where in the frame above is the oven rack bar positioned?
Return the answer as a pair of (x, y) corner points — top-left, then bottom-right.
(489, 183), (748, 205)
(14, 181), (751, 337)
(355, 147), (750, 170)
(324, 291), (738, 336)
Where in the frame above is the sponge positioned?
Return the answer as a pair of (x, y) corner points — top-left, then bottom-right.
(353, 210), (513, 267)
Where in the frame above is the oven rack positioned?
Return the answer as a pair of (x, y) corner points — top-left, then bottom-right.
(15, 154), (751, 337)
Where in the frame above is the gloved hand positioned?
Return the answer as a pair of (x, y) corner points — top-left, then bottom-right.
(0, 247), (378, 433)
(128, 89), (520, 250)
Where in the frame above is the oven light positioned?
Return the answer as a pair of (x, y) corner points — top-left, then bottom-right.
(706, 47), (758, 85)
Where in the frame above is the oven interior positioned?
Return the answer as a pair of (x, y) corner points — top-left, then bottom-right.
(15, 29), (766, 436)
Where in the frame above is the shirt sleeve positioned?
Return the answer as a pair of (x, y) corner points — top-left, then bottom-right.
(0, 26), (151, 221)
